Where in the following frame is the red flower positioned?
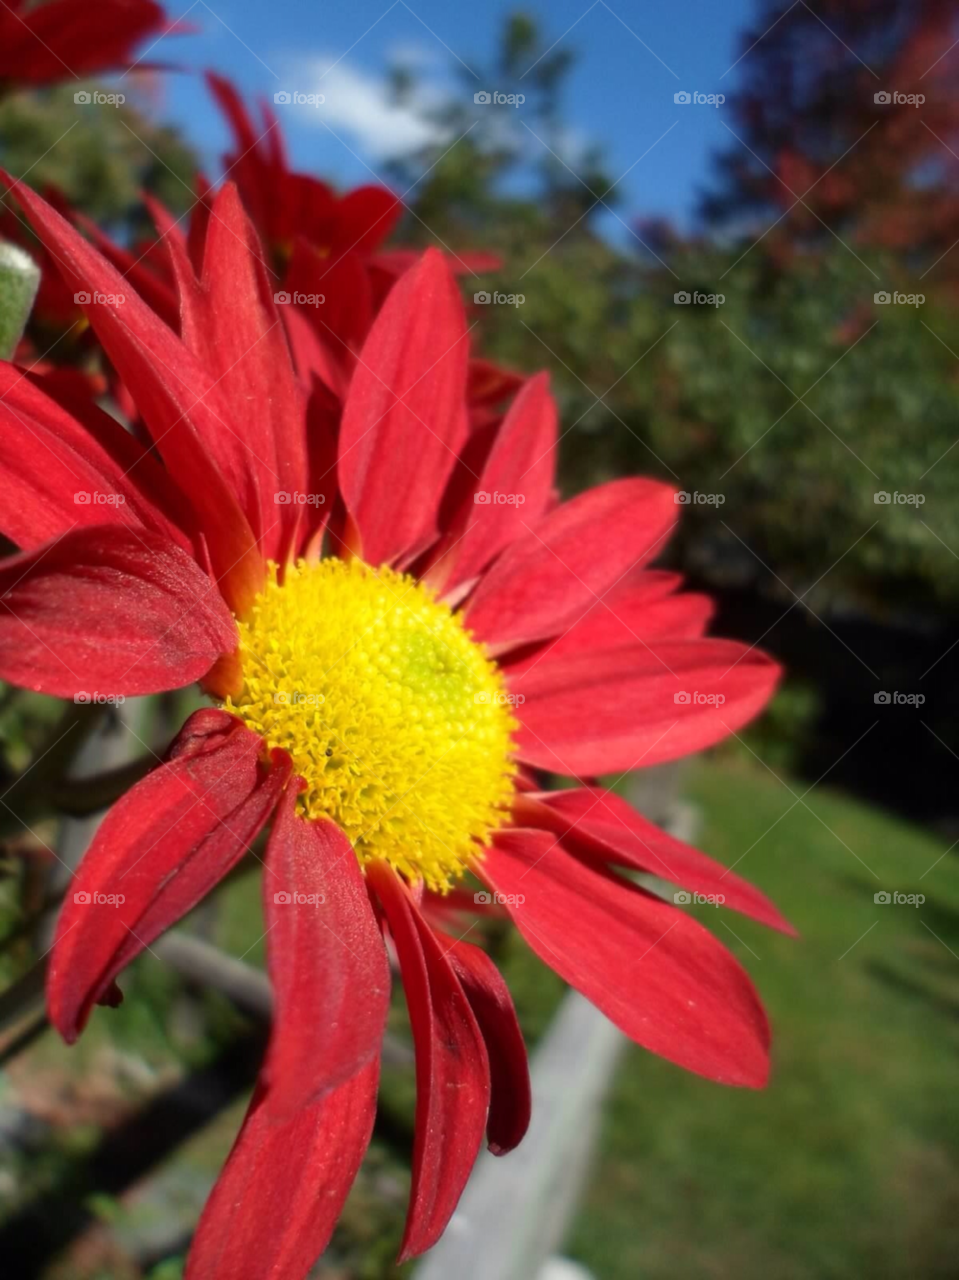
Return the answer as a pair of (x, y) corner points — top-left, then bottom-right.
(0, 172), (790, 1278)
(0, 0), (190, 89)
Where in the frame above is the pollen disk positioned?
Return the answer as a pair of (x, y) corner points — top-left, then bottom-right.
(224, 558), (517, 890)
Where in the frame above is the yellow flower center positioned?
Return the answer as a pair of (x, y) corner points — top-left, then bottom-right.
(224, 558), (518, 890)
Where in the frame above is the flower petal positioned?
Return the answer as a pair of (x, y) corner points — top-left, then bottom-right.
(0, 527), (237, 699)
(428, 372), (558, 595)
(509, 639), (781, 775)
(515, 788), (795, 935)
(338, 248), (470, 567)
(170, 184), (308, 563)
(260, 788), (391, 1117)
(463, 478), (678, 653)
(368, 861), (489, 1261)
(483, 830), (771, 1086)
(185, 1061), (379, 1280)
(443, 932), (531, 1155)
(502, 584), (714, 678)
(1, 173), (264, 612)
(331, 185), (401, 256)
(0, 363), (194, 552)
(47, 711), (289, 1041)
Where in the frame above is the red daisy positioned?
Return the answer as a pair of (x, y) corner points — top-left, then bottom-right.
(0, 172), (790, 1277)
(0, 0), (189, 90)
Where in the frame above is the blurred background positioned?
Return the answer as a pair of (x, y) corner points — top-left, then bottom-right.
(1, 0), (958, 1276)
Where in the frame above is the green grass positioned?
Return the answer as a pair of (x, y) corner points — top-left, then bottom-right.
(564, 754), (959, 1280)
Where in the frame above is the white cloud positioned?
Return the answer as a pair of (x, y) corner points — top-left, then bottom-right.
(290, 56), (450, 160)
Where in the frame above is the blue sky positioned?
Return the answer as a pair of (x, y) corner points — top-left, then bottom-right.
(138, 0), (758, 239)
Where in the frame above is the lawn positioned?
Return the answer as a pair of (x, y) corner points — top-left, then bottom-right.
(564, 754), (959, 1280)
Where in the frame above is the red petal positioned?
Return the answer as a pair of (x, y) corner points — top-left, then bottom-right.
(1, 174), (264, 612)
(516, 788), (795, 935)
(483, 830), (771, 1086)
(47, 711), (288, 1041)
(261, 789), (391, 1117)
(429, 372), (558, 595)
(331, 186), (402, 256)
(175, 185), (308, 563)
(509, 639), (781, 775)
(368, 862), (489, 1261)
(286, 237), (373, 395)
(0, 364), (196, 553)
(0, 526), (237, 699)
(0, 0), (182, 83)
(443, 933), (531, 1154)
(503, 586), (715, 677)
(186, 1061), (379, 1280)
(73, 210), (180, 329)
(464, 478), (678, 653)
(338, 248), (470, 567)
